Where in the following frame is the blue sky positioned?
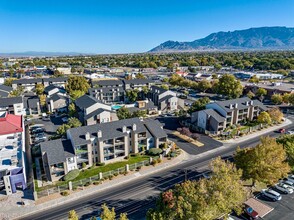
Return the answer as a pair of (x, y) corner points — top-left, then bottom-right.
(0, 0), (293, 54)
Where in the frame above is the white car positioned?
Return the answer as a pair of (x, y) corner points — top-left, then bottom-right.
(261, 189), (282, 201)
(288, 174), (294, 182)
(281, 180), (294, 190)
(274, 183), (294, 194)
(286, 131), (294, 135)
(284, 177), (294, 184)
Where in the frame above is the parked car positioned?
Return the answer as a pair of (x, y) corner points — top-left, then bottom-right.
(33, 133), (46, 139)
(279, 128), (286, 133)
(33, 138), (46, 144)
(286, 130), (294, 135)
(284, 177), (294, 184)
(287, 174), (294, 182)
(244, 205), (259, 220)
(31, 128), (45, 134)
(61, 117), (68, 123)
(261, 189), (282, 201)
(274, 183), (294, 194)
(281, 180), (294, 190)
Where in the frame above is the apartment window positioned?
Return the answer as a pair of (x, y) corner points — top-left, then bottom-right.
(67, 157), (75, 164)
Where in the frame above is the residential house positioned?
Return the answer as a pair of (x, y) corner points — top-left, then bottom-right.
(148, 86), (184, 112)
(44, 85), (61, 96)
(0, 97), (24, 115)
(127, 100), (158, 115)
(42, 77), (68, 88)
(0, 85), (13, 98)
(24, 95), (41, 115)
(0, 112), (26, 195)
(191, 97), (267, 133)
(74, 95), (114, 125)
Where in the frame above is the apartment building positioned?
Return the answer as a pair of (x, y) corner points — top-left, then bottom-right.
(191, 97), (267, 133)
(0, 112), (26, 195)
(0, 97), (24, 115)
(89, 80), (125, 104)
(75, 94), (114, 125)
(148, 86), (184, 112)
(40, 118), (167, 181)
(12, 77), (67, 92)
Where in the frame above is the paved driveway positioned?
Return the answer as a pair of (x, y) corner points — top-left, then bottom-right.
(156, 116), (223, 155)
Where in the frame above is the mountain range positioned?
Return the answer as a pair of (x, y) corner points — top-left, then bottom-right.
(149, 27), (294, 52)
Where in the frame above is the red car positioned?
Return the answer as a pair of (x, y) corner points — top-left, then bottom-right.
(279, 128), (286, 133)
(244, 205), (259, 219)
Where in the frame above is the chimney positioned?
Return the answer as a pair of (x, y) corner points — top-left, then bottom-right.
(122, 126), (127, 133)
(246, 101), (249, 106)
(85, 132), (90, 140)
(132, 123), (137, 131)
(229, 104), (233, 109)
(97, 130), (102, 138)
(235, 103), (238, 109)
(250, 100), (253, 105)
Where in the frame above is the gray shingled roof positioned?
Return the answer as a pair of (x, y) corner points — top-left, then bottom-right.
(27, 97), (39, 109)
(203, 109), (226, 122)
(12, 78), (42, 84)
(123, 79), (154, 85)
(151, 86), (167, 95)
(43, 77), (68, 82)
(41, 139), (75, 165)
(75, 95), (101, 109)
(158, 95), (175, 103)
(211, 97), (266, 113)
(0, 97), (23, 107)
(68, 117), (147, 146)
(0, 85), (13, 93)
(48, 93), (67, 102)
(84, 108), (110, 120)
(44, 85), (59, 93)
(144, 119), (167, 139)
(93, 80), (124, 87)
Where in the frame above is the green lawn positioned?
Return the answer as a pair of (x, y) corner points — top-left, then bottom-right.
(73, 155), (150, 181)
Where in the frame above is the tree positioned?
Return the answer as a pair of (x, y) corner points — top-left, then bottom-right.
(54, 70), (63, 77)
(288, 93), (294, 106)
(132, 110), (146, 118)
(126, 89), (138, 103)
(246, 91), (255, 99)
(9, 86), (24, 97)
(147, 158), (246, 220)
(197, 80), (211, 92)
(68, 210), (79, 220)
(68, 117), (82, 128)
(35, 83), (44, 95)
(66, 76), (90, 98)
(282, 93), (290, 104)
(39, 94), (46, 107)
(68, 103), (76, 117)
(277, 135), (294, 167)
(161, 84), (169, 90)
(177, 127), (192, 137)
(56, 124), (71, 137)
(188, 97), (210, 113)
(257, 111), (272, 124)
(271, 94), (283, 105)
(216, 74), (243, 99)
(70, 90), (85, 100)
(99, 204), (128, 220)
(249, 75), (259, 83)
(4, 78), (17, 87)
(135, 72), (146, 79)
(268, 107), (283, 123)
(256, 88), (267, 101)
(235, 136), (290, 185)
(117, 107), (131, 120)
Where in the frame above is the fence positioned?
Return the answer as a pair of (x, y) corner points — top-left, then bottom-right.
(36, 158), (151, 199)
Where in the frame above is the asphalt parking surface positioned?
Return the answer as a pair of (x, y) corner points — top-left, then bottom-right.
(256, 191), (294, 220)
(156, 116), (223, 155)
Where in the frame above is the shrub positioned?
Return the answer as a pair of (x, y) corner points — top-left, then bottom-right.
(114, 173), (118, 176)
(124, 156), (129, 160)
(148, 148), (163, 156)
(124, 171), (128, 176)
(84, 182), (91, 187)
(151, 160), (158, 166)
(170, 152), (177, 158)
(109, 175), (114, 180)
(61, 191), (70, 196)
(72, 186), (77, 191)
(136, 166), (142, 171)
(63, 169), (80, 181)
(157, 158), (162, 163)
(93, 181), (101, 185)
(96, 162), (105, 166)
(167, 157), (171, 160)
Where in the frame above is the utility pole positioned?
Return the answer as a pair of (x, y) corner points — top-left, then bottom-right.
(184, 169), (188, 182)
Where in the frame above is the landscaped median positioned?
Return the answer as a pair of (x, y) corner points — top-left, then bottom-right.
(34, 147), (182, 202)
(173, 131), (204, 147)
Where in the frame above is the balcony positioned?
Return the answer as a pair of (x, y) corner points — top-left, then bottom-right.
(75, 149), (88, 154)
(114, 138), (124, 145)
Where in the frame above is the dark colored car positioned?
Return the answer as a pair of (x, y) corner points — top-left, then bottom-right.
(244, 205), (259, 219)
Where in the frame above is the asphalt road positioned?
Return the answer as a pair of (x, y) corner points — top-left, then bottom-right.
(20, 117), (294, 220)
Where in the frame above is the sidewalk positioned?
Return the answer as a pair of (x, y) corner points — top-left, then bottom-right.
(1, 151), (188, 220)
(220, 118), (292, 144)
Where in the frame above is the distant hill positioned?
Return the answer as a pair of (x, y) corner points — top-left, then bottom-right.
(149, 27), (294, 52)
(0, 51), (95, 57)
